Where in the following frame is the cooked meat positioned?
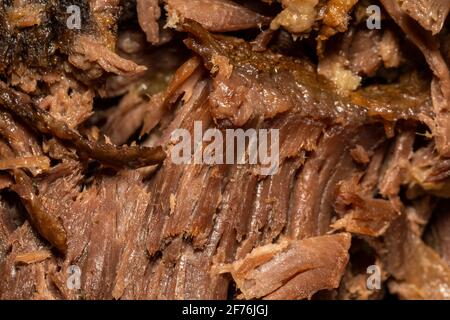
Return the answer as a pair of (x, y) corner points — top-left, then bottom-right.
(379, 29), (403, 68)
(379, 130), (415, 197)
(0, 222), (59, 300)
(318, 0), (359, 43)
(37, 74), (94, 128)
(103, 90), (148, 145)
(137, 0), (161, 44)
(271, 0), (319, 34)
(319, 27), (404, 92)
(350, 145), (371, 164)
(217, 234), (351, 299)
(348, 29), (383, 76)
(6, 2), (46, 29)
(69, 35), (147, 77)
(184, 21), (369, 126)
(401, 0), (450, 35)
(380, 0), (450, 157)
(332, 176), (401, 237)
(427, 202), (450, 265)
(166, 0), (271, 32)
(0, 81), (166, 169)
(377, 214), (450, 299)
(0, 156), (50, 171)
(15, 249), (52, 265)
(12, 169), (69, 254)
(353, 72), (433, 122)
(0, 0), (449, 302)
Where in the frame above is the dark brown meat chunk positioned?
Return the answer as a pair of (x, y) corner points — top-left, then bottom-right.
(183, 21), (368, 127)
(0, 81), (166, 169)
(426, 202), (450, 265)
(217, 234), (352, 300)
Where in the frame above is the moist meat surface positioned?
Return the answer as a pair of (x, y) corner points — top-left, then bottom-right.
(0, 0), (449, 300)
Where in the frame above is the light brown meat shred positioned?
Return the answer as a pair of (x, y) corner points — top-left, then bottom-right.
(401, 0), (450, 35)
(137, 0), (161, 44)
(166, 0), (271, 32)
(217, 234), (352, 300)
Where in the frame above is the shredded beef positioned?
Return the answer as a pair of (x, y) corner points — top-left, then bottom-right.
(137, 0), (161, 44)
(0, 0), (449, 301)
(217, 234), (351, 299)
(165, 0), (271, 32)
(401, 0), (450, 35)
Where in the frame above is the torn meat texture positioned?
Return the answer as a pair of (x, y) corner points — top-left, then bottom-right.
(37, 74), (94, 128)
(270, 0), (319, 34)
(141, 55), (205, 137)
(288, 125), (386, 239)
(379, 130), (415, 197)
(0, 222), (59, 300)
(317, 0), (359, 45)
(105, 37), (184, 99)
(380, 0), (450, 156)
(184, 22), (369, 127)
(348, 29), (383, 76)
(1, 0), (450, 301)
(405, 143), (450, 198)
(357, 188), (450, 301)
(166, 0), (271, 32)
(0, 193), (25, 263)
(69, 35), (147, 78)
(332, 176), (401, 237)
(353, 72), (433, 122)
(427, 158), (450, 184)
(15, 249), (52, 265)
(0, 110), (45, 176)
(401, 0), (450, 35)
(426, 202), (450, 265)
(217, 234), (351, 300)
(0, 81), (166, 169)
(6, 2), (45, 29)
(0, 156), (50, 171)
(66, 171), (151, 299)
(319, 27), (403, 92)
(12, 169), (69, 254)
(379, 29), (403, 68)
(137, 0), (161, 44)
(428, 79), (450, 157)
(88, 0), (121, 50)
(10, 63), (41, 94)
(383, 218), (450, 300)
(104, 90), (148, 145)
(0, 1), (122, 79)
(129, 48), (378, 298)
